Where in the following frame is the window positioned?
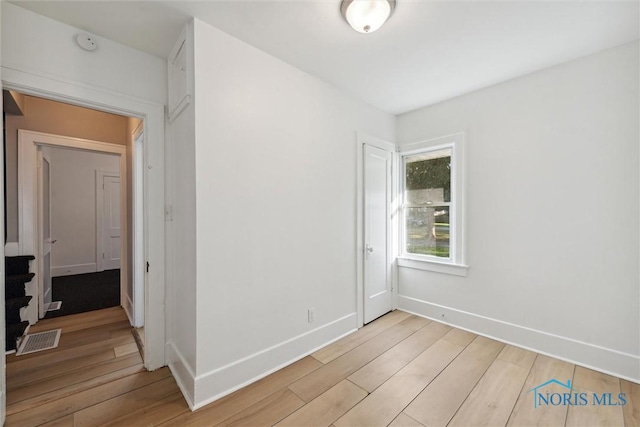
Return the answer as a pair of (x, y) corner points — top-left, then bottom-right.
(404, 148), (452, 258)
(398, 133), (467, 276)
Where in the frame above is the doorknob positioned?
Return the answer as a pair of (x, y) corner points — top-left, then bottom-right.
(365, 244), (374, 260)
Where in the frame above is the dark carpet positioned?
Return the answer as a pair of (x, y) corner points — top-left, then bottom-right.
(44, 269), (120, 318)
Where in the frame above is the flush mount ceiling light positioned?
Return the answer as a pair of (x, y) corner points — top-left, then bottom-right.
(340, 0), (396, 34)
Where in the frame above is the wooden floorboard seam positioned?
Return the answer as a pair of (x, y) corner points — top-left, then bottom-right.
(6, 308), (640, 427)
(504, 352), (539, 427)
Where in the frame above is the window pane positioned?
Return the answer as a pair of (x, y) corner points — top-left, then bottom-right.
(405, 206), (450, 258)
(405, 149), (451, 203)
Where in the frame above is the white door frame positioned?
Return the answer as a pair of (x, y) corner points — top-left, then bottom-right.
(356, 132), (399, 328)
(3, 67), (166, 371)
(132, 122), (145, 328)
(37, 147), (53, 319)
(19, 131), (128, 325)
(96, 169), (121, 272)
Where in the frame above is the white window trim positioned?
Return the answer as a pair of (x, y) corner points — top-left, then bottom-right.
(398, 133), (467, 276)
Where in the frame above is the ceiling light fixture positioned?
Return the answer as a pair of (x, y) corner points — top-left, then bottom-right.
(340, 0), (396, 34)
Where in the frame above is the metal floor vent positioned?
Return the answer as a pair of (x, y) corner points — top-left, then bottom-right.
(47, 301), (62, 311)
(16, 329), (61, 356)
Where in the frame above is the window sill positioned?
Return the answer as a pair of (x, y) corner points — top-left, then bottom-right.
(397, 257), (468, 277)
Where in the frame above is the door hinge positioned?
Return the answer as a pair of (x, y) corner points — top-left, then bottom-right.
(102, 253), (105, 259)
(146, 262), (150, 273)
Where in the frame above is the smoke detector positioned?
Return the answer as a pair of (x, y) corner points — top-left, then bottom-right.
(76, 33), (98, 52)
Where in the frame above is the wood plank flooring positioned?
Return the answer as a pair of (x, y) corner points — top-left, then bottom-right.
(5, 307), (639, 426)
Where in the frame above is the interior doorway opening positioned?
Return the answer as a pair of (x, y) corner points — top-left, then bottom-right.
(43, 147), (121, 319)
(3, 91), (146, 348)
(3, 64), (166, 376)
(356, 133), (399, 328)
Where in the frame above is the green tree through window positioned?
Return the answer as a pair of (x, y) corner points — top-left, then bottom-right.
(405, 157), (451, 200)
(404, 151), (452, 258)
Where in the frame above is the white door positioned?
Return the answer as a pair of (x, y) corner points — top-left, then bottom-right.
(38, 148), (53, 318)
(133, 129), (145, 327)
(363, 144), (393, 324)
(102, 176), (121, 270)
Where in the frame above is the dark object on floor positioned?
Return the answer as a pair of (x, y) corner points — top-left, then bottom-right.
(45, 270), (120, 318)
(5, 255), (35, 351)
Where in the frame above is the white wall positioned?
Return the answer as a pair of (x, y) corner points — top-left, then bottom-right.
(165, 22), (198, 407)
(50, 148), (120, 276)
(165, 19), (395, 408)
(4, 95), (129, 243)
(1, 3), (166, 106)
(396, 41), (640, 381)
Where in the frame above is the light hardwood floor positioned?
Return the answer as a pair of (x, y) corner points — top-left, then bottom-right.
(5, 307), (640, 426)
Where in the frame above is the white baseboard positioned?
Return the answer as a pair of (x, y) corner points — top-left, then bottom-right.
(166, 343), (196, 410)
(397, 295), (640, 383)
(191, 312), (357, 410)
(4, 242), (20, 256)
(124, 295), (134, 326)
(52, 263), (97, 277)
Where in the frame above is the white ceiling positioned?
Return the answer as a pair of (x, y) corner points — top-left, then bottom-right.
(10, 1), (640, 114)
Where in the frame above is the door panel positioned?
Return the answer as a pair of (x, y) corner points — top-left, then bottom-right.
(363, 144), (392, 324)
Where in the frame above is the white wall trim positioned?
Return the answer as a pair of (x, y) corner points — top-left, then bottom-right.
(4, 243), (19, 257)
(192, 312), (357, 410)
(397, 295), (640, 383)
(43, 285), (51, 303)
(168, 27), (192, 122)
(51, 263), (97, 277)
(166, 342), (196, 410)
(132, 122), (145, 328)
(397, 258), (468, 276)
(124, 294), (134, 327)
(4, 66), (166, 371)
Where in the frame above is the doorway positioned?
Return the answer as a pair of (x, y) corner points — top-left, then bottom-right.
(18, 130), (129, 323)
(97, 169), (122, 272)
(357, 134), (397, 327)
(363, 143), (393, 324)
(3, 65), (166, 373)
(4, 91), (146, 342)
(44, 148), (123, 318)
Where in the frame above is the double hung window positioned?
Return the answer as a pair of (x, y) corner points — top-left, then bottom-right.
(399, 133), (466, 275)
